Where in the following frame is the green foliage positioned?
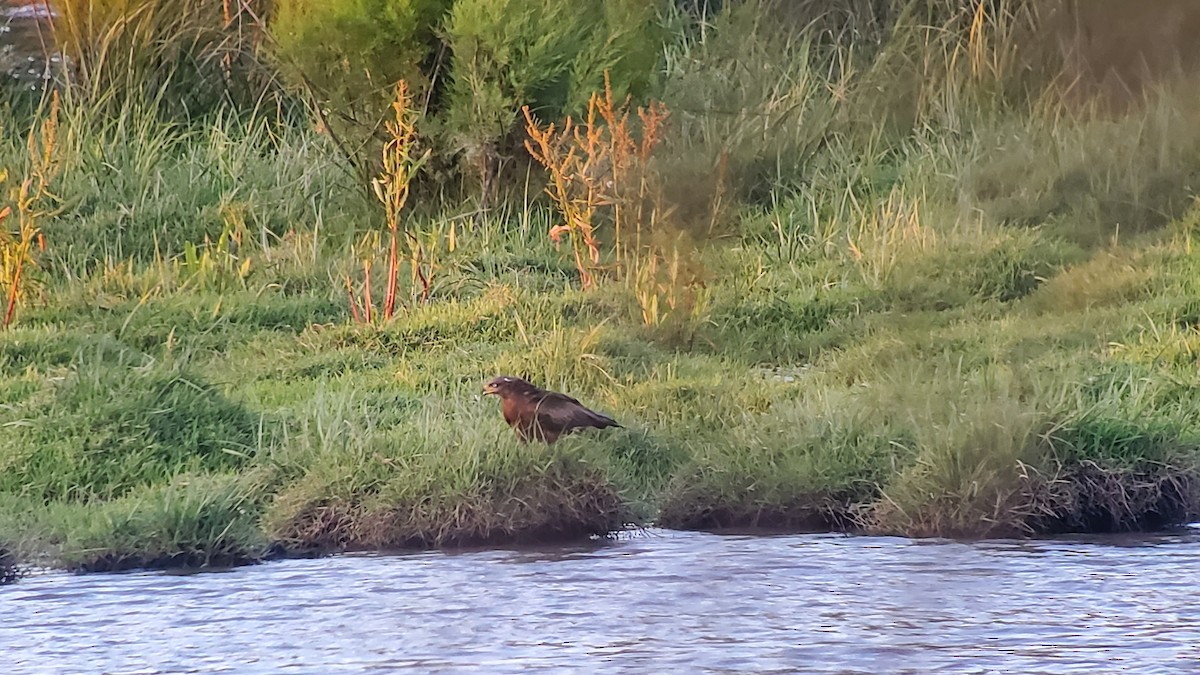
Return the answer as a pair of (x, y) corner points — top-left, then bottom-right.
(9, 0), (1200, 582)
(0, 345), (259, 502)
(267, 0), (668, 180)
(444, 0), (586, 151)
(565, 0), (666, 111)
(442, 0), (668, 162)
(269, 0), (451, 147)
(34, 472), (270, 572)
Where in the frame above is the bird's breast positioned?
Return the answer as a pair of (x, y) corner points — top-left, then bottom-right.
(500, 398), (521, 426)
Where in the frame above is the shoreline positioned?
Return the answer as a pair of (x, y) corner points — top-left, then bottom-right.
(7, 518), (1200, 583)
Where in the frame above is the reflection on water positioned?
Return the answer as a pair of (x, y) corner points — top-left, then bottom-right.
(2, 0), (57, 87)
(5, 529), (1200, 673)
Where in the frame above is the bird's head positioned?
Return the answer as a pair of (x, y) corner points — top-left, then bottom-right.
(483, 375), (537, 399)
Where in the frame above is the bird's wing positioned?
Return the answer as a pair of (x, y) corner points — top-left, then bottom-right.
(534, 392), (620, 432)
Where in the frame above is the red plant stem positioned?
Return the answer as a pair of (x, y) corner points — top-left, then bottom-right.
(417, 261), (430, 304)
(345, 276), (362, 324)
(572, 240), (592, 290)
(4, 251), (24, 329)
(384, 226), (398, 320)
(363, 260), (373, 324)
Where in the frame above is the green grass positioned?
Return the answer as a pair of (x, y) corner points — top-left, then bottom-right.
(260, 394), (631, 551)
(9, 472), (272, 572)
(4, 0), (1200, 576)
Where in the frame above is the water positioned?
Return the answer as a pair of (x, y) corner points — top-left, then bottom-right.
(5, 529), (1200, 673)
(1, 1), (57, 87)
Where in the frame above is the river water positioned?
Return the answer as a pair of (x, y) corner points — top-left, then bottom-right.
(1, 0), (56, 89)
(4, 529), (1200, 673)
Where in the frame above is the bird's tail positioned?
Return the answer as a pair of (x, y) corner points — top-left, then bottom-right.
(595, 412), (621, 429)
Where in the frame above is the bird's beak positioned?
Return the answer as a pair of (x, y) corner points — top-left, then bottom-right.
(482, 385), (496, 396)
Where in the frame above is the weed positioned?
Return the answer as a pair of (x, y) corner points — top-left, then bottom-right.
(522, 75), (670, 288)
(2, 91), (60, 329)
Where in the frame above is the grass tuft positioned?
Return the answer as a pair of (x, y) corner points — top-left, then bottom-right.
(263, 397), (630, 552)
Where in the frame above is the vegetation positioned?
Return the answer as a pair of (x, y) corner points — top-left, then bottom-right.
(3, 0), (1200, 577)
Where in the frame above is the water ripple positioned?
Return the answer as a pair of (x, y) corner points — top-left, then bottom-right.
(5, 529), (1200, 673)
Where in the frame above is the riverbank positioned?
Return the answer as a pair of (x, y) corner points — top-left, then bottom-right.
(0, 546), (17, 584)
(3, 1), (1200, 576)
(4, 201), (1199, 574)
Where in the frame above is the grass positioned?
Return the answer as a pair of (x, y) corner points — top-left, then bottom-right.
(4, 0), (1200, 577)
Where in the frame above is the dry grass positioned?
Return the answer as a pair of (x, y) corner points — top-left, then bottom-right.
(1, 91), (60, 329)
(522, 74), (670, 288)
(842, 188), (936, 290)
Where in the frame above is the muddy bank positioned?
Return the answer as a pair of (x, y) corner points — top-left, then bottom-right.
(0, 547), (20, 584)
(658, 461), (1200, 540)
(5, 464), (1197, 582)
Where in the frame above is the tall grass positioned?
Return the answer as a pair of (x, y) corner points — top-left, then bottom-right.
(52, 0), (273, 115)
(1, 91), (61, 329)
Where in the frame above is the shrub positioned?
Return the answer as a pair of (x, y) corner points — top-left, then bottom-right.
(442, 0), (667, 190)
(269, 0), (451, 170)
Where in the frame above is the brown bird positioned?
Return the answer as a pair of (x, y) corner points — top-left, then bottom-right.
(482, 375), (620, 444)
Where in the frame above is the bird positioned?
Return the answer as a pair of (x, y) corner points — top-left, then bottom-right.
(482, 375), (620, 444)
